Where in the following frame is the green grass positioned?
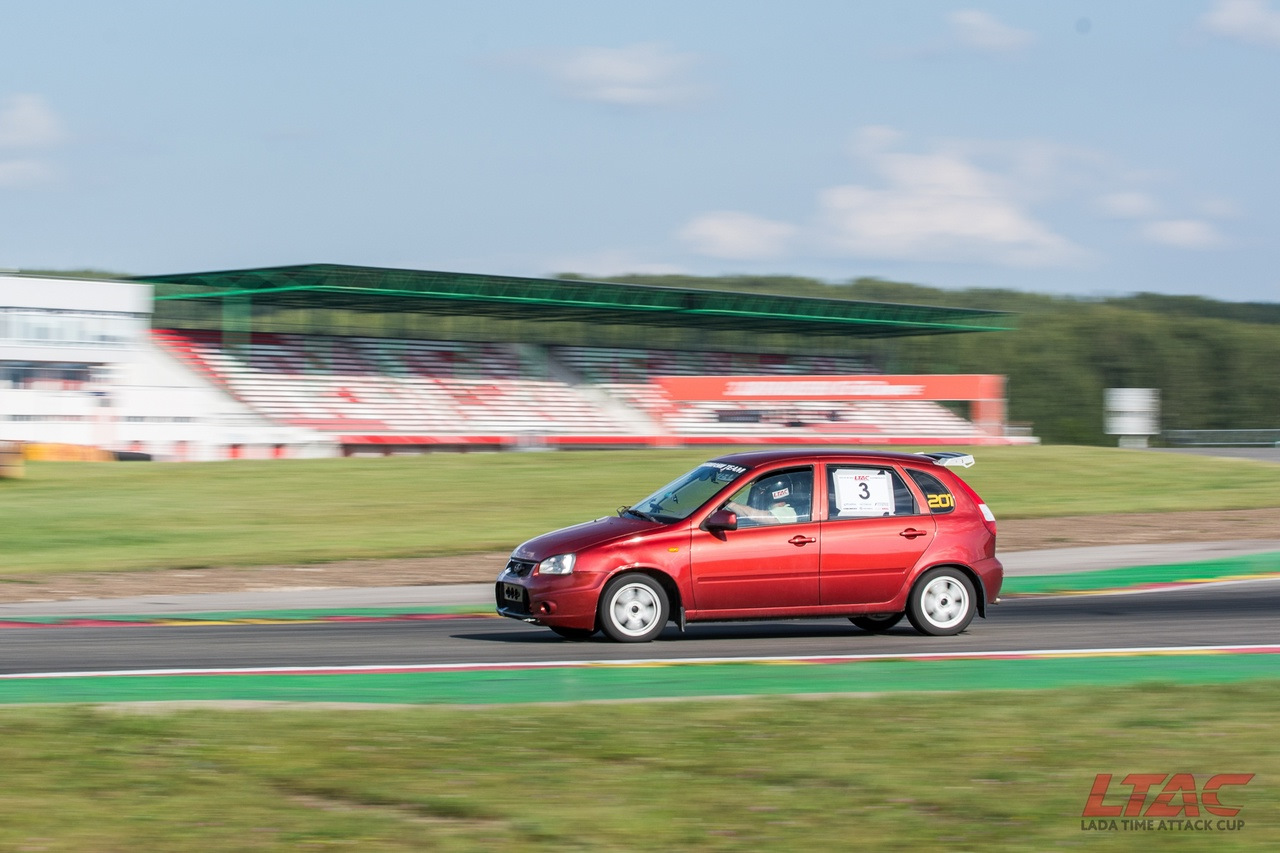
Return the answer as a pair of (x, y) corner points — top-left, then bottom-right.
(957, 445), (1280, 516)
(0, 446), (1277, 576)
(0, 683), (1275, 851)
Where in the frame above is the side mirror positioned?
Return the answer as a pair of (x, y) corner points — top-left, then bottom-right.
(704, 508), (738, 532)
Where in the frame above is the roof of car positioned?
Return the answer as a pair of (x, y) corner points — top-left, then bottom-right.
(711, 448), (944, 469)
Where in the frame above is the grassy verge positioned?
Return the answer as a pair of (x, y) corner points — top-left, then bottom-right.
(0, 683), (1275, 851)
(0, 446), (1277, 576)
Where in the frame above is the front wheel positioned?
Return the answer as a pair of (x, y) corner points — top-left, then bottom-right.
(906, 568), (976, 636)
(850, 612), (904, 633)
(598, 574), (669, 643)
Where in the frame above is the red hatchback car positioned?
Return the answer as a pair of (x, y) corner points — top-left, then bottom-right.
(496, 449), (1002, 642)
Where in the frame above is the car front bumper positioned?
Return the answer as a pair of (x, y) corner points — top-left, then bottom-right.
(494, 571), (606, 631)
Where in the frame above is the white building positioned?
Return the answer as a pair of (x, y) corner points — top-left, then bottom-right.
(0, 274), (335, 460)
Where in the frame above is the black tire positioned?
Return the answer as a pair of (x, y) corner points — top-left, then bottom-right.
(598, 573), (669, 643)
(549, 625), (597, 640)
(850, 612), (904, 633)
(906, 567), (976, 636)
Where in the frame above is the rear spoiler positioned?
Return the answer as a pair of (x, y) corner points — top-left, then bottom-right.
(919, 451), (975, 468)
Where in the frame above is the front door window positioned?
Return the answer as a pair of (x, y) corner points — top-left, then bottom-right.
(723, 467), (813, 526)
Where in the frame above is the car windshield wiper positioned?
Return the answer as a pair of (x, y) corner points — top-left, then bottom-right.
(620, 506), (659, 523)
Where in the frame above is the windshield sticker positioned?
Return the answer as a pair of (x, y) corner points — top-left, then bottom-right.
(832, 469), (894, 516)
(703, 462), (747, 481)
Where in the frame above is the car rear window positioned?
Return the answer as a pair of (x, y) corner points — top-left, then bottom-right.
(907, 468), (956, 514)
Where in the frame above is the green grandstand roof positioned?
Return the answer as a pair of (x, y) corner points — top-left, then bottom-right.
(138, 263), (1013, 339)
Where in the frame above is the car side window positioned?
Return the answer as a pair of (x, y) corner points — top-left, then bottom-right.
(907, 469), (956, 514)
(827, 466), (917, 519)
(723, 467), (813, 526)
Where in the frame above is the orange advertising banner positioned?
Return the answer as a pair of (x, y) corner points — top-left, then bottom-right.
(655, 374), (1004, 401)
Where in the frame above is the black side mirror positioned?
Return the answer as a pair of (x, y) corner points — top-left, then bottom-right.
(704, 508), (738, 532)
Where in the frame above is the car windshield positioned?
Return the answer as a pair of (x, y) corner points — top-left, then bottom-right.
(624, 461), (749, 523)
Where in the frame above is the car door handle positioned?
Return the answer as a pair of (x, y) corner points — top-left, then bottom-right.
(788, 535), (817, 546)
(899, 528), (929, 539)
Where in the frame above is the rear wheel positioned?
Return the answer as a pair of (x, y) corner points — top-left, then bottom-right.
(906, 568), (976, 636)
(598, 574), (669, 643)
(850, 613), (904, 633)
(549, 625), (597, 640)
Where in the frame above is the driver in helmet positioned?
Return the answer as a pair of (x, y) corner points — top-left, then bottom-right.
(727, 477), (798, 525)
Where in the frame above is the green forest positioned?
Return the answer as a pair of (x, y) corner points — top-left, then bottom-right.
(577, 273), (1280, 445)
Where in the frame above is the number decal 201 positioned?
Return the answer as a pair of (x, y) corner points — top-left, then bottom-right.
(927, 493), (955, 510)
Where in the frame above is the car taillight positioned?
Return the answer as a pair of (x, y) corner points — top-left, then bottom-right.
(976, 502), (998, 537)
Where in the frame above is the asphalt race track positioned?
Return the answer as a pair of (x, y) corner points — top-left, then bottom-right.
(0, 579), (1276, 677)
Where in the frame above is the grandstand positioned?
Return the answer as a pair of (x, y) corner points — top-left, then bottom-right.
(140, 264), (1025, 455)
(2, 265), (1029, 459)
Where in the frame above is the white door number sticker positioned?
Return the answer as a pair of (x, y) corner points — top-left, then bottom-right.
(832, 469), (894, 516)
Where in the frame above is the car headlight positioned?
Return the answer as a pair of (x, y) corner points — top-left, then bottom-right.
(538, 553), (576, 575)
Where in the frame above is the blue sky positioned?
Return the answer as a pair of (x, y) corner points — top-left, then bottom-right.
(2, 0), (1278, 302)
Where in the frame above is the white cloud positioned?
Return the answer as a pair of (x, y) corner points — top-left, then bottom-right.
(1199, 197), (1243, 218)
(949, 10), (1036, 53)
(816, 138), (1082, 267)
(680, 129), (1235, 270)
(942, 138), (1116, 207)
(0, 159), (52, 187)
(1099, 191), (1161, 218)
(851, 125), (904, 156)
(1140, 219), (1226, 249)
(1202, 0), (1280, 47)
(679, 212), (796, 260)
(0, 94), (64, 148)
(681, 131), (1085, 268)
(0, 95), (63, 189)
(1099, 191), (1237, 246)
(547, 43), (705, 106)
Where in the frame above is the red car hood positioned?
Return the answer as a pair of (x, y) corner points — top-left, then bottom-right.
(512, 515), (658, 562)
